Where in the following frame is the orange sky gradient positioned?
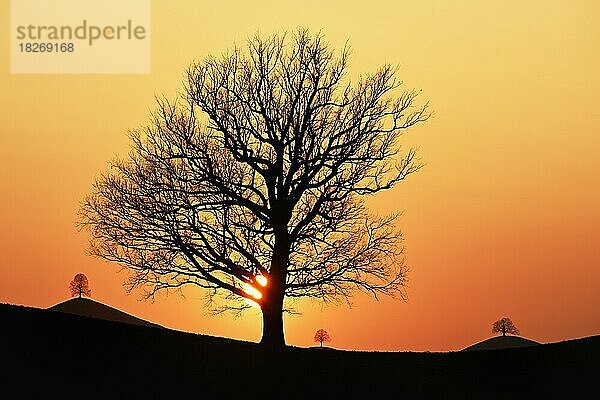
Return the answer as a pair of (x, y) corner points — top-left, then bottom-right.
(1, 0), (599, 351)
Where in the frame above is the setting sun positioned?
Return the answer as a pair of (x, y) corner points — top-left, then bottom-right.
(242, 283), (262, 300)
(255, 275), (268, 287)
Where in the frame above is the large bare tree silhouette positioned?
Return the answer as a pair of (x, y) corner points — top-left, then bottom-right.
(80, 30), (429, 346)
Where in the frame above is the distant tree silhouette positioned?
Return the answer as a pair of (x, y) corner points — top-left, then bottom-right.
(492, 317), (519, 337)
(80, 29), (430, 347)
(70, 273), (91, 298)
(314, 329), (331, 347)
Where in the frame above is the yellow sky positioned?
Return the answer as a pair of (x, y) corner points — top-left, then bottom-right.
(1, 0), (599, 351)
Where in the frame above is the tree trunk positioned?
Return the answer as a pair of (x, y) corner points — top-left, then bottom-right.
(260, 203), (290, 347)
(259, 287), (286, 346)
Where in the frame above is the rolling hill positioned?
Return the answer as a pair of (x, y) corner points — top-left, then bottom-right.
(47, 297), (163, 328)
(1, 302), (598, 399)
(462, 335), (541, 351)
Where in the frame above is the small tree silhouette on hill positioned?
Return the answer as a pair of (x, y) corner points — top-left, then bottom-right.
(314, 329), (331, 347)
(492, 317), (519, 337)
(70, 273), (92, 298)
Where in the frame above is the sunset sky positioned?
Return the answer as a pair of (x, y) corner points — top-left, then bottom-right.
(1, 0), (599, 351)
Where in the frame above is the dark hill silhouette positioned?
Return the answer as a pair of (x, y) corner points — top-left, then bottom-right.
(48, 297), (162, 329)
(463, 335), (541, 351)
(1, 302), (598, 399)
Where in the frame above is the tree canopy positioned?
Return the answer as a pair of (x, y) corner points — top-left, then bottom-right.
(80, 29), (429, 346)
(492, 317), (519, 337)
(70, 273), (91, 298)
(314, 329), (331, 347)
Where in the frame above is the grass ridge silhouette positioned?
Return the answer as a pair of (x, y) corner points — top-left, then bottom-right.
(1, 302), (598, 399)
